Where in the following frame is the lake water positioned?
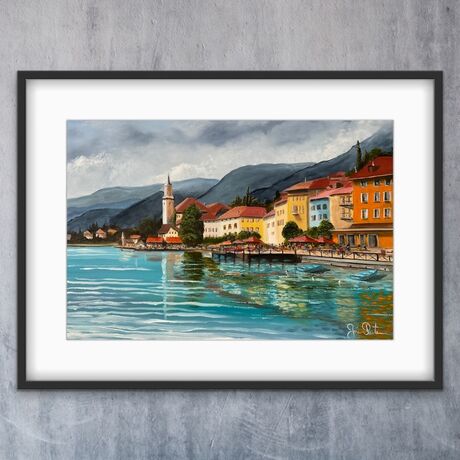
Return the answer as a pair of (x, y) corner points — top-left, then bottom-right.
(67, 246), (393, 340)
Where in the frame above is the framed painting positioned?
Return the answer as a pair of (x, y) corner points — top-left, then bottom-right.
(18, 71), (442, 389)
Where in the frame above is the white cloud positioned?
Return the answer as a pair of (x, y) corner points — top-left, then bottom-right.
(67, 120), (390, 198)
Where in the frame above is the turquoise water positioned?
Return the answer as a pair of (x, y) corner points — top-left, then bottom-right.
(67, 246), (393, 340)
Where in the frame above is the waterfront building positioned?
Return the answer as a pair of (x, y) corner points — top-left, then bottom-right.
(107, 228), (118, 236)
(205, 206), (267, 239)
(309, 184), (354, 230)
(263, 209), (276, 245)
(273, 196), (288, 244)
(332, 156), (393, 249)
(158, 224), (179, 238)
(83, 230), (93, 240)
(328, 185), (353, 230)
(309, 191), (331, 228)
(283, 175), (345, 231)
(162, 174), (175, 225)
(95, 228), (107, 239)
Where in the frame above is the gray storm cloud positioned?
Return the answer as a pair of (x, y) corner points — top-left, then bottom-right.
(67, 119), (391, 198)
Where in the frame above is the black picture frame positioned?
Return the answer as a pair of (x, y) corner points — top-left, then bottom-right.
(17, 71), (443, 390)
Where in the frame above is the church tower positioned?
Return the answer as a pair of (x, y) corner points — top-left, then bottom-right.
(162, 174), (175, 225)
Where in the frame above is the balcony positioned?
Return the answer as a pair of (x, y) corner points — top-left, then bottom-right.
(291, 206), (299, 215)
(340, 212), (353, 220)
(339, 197), (353, 206)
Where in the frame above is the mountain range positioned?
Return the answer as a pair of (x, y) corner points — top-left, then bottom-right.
(67, 125), (393, 232)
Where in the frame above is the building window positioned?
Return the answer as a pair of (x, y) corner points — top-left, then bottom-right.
(374, 192), (380, 202)
(373, 209), (380, 218)
(384, 191), (392, 202)
(360, 180), (368, 187)
(359, 234), (366, 247)
(223, 225), (226, 230)
(311, 205), (315, 211)
(368, 234), (378, 248)
(339, 235), (345, 245)
(234, 223), (237, 228)
(322, 204), (327, 210)
(374, 179), (381, 186)
(384, 208), (392, 218)
(361, 193), (368, 203)
(347, 235), (355, 246)
(316, 204), (321, 210)
(385, 178), (392, 185)
(361, 209), (368, 219)
(312, 215), (316, 221)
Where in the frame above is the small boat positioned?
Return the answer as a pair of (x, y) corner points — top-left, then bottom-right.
(350, 269), (386, 282)
(299, 264), (330, 274)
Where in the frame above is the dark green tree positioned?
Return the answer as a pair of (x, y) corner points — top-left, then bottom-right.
(178, 204), (204, 246)
(282, 221), (302, 241)
(139, 218), (160, 237)
(305, 226), (319, 238)
(356, 140), (363, 171)
(317, 219), (334, 238)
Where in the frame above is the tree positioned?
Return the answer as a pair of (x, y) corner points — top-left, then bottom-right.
(237, 230), (261, 240)
(139, 218), (160, 237)
(282, 221), (302, 241)
(317, 219), (334, 238)
(305, 226), (319, 238)
(178, 204), (204, 246)
(356, 140), (363, 171)
(363, 147), (383, 165)
(230, 188), (262, 207)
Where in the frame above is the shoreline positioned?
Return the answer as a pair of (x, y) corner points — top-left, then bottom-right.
(69, 245), (393, 271)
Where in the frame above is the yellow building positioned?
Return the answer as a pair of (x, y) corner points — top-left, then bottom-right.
(209, 206), (267, 239)
(274, 197), (288, 245)
(273, 176), (345, 244)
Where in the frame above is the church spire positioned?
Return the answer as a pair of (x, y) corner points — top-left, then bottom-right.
(167, 173), (171, 185)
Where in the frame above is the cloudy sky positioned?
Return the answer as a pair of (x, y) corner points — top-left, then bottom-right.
(67, 119), (391, 198)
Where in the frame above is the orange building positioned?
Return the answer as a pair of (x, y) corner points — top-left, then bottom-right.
(332, 156), (393, 249)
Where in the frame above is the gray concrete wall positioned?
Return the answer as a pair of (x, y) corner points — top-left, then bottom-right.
(0, 1), (458, 458)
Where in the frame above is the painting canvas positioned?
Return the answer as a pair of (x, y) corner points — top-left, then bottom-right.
(66, 120), (394, 340)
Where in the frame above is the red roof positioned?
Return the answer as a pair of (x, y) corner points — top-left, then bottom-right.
(329, 186), (353, 196)
(218, 206), (267, 220)
(243, 236), (263, 244)
(146, 236), (163, 243)
(130, 234), (142, 239)
(220, 240), (233, 246)
(351, 156), (393, 180)
(158, 224), (177, 235)
(315, 236), (334, 244)
(201, 211), (218, 222)
(263, 209), (275, 218)
(288, 235), (318, 244)
(205, 202), (229, 215)
(175, 197), (208, 213)
(284, 177), (333, 193)
(165, 236), (182, 244)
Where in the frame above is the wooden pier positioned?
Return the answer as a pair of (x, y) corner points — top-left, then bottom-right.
(211, 249), (301, 263)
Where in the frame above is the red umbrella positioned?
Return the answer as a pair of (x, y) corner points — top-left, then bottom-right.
(288, 235), (317, 244)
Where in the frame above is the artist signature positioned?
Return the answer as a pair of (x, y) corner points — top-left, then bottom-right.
(346, 322), (384, 338)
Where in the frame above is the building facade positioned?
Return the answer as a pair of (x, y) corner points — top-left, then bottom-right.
(263, 210), (276, 245)
(309, 196), (329, 227)
(332, 157), (393, 249)
(203, 206), (266, 239)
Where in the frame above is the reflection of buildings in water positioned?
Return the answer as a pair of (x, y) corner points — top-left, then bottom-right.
(161, 252), (182, 319)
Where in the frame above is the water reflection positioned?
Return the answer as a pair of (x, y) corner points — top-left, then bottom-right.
(67, 247), (393, 340)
